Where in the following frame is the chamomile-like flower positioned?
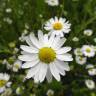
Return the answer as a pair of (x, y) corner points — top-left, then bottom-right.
(85, 79), (95, 90)
(74, 48), (83, 56)
(13, 60), (22, 72)
(44, 17), (71, 37)
(18, 30), (73, 83)
(86, 64), (96, 76)
(75, 56), (87, 65)
(81, 45), (95, 57)
(0, 73), (10, 93)
(45, 0), (59, 6)
(84, 29), (93, 36)
(46, 89), (54, 96)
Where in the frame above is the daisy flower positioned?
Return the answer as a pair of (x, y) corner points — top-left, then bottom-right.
(44, 17), (71, 37)
(86, 64), (96, 76)
(75, 56), (87, 65)
(0, 73), (11, 93)
(74, 48), (83, 56)
(13, 60), (22, 72)
(46, 89), (54, 96)
(45, 0), (59, 6)
(81, 45), (95, 57)
(85, 79), (95, 90)
(18, 30), (73, 83)
(84, 29), (93, 36)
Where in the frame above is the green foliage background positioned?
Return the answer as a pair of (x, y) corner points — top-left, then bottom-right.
(0, 0), (96, 96)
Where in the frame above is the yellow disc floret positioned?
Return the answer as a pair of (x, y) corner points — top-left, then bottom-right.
(53, 22), (63, 30)
(86, 48), (91, 53)
(39, 47), (56, 64)
(0, 80), (7, 87)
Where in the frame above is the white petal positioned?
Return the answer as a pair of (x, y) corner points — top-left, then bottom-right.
(20, 45), (38, 53)
(44, 34), (49, 46)
(54, 16), (58, 22)
(49, 62), (60, 81)
(18, 54), (38, 61)
(39, 63), (48, 82)
(56, 60), (70, 71)
(26, 64), (40, 79)
(0, 87), (6, 93)
(30, 33), (42, 49)
(55, 60), (65, 76)
(56, 54), (73, 61)
(34, 63), (42, 83)
(55, 38), (66, 50)
(56, 47), (71, 54)
(48, 34), (55, 47)
(22, 59), (40, 68)
(51, 36), (60, 49)
(46, 67), (52, 83)
(38, 30), (44, 44)
(25, 36), (34, 46)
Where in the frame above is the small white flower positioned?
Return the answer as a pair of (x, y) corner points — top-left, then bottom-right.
(19, 30), (73, 83)
(75, 56), (87, 65)
(3, 17), (13, 24)
(85, 79), (95, 90)
(45, 0), (59, 6)
(1, 88), (12, 96)
(74, 48), (83, 56)
(86, 64), (96, 76)
(81, 45), (95, 57)
(5, 8), (12, 13)
(16, 87), (21, 95)
(72, 37), (79, 42)
(2, 59), (8, 65)
(13, 60), (22, 72)
(44, 17), (71, 37)
(0, 73), (10, 93)
(46, 89), (54, 96)
(93, 38), (96, 43)
(19, 30), (28, 42)
(84, 29), (93, 36)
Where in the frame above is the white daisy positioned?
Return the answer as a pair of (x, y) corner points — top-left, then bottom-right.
(18, 30), (73, 83)
(72, 37), (79, 42)
(74, 48), (83, 56)
(81, 45), (95, 57)
(13, 60), (22, 72)
(0, 73), (10, 93)
(45, 0), (59, 6)
(86, 64), (96, 76)
(46, 89), (54, 96)
(75, 56), (87, 65)
(84, 29), (93, 36)
(85, 79), (95, 90)
(44, 17), (71, 37)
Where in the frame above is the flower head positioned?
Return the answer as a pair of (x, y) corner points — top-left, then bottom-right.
(0, 73), (10, 93)
(84, 29), (93, 36)
(13, 60), (22, 72)
(45, 0), (59, 6)
(81, 45), (95, 57)
(44, 17), (71, 37)
(85, 79), (95, 90)
(18, 30), (73, 83)
(75, 56), (87, 65)
(86, 64), (96, 76)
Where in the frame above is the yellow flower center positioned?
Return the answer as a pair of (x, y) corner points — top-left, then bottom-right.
(15, 64), (20, 69)
(39, 47), (56, 64)
(86, 48), (91, 53)
(0, 80), (7, 87)
(53, 22), (63, 30)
